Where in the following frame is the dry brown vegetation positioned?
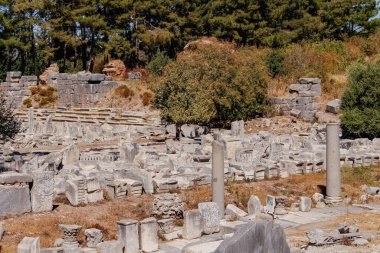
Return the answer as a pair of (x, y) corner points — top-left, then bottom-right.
(25, 85), (58, 109)
(1, 166), (379, 252)
(182, 165), (380, 212)
(97, 82), (156, 111)
(0, 195), (153, 252)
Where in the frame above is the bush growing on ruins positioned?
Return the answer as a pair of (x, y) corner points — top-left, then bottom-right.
(266, 50), (285, 78)
(0, 92), (21, 140)
(153, 40), (269, 125)
(341, 61), (380, 139)
(23, 98), (32, 108)
(141, 91), (154, 106)
(114, 85), (133, 98)
(147, 51), (171, 76)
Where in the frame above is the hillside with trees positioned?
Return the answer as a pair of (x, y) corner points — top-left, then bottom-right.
(0, 0), (378, 78)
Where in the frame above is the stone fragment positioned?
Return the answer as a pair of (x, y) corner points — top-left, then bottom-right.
(85, 228), (103, 248)
(17, 237), (40, 253)
(353, 238), (369, 246)
(299, 197), (312, 212)
(181, 125), (196, 138)
(247, 195), (262, 215)
(265, 195), (276, 214)
(0, 185), (32, 216)
(311, 193), (324, 204)
(54, 238), (64, 247)
(306, 229), (332, 245)
(198, 202), (220, 235)
(157, 219), (175, 234)
(214, 221), (290, 253)
(225, 204), (247, 218)
(139, 217), (159, 252)
(31, 171), (54, 212)
(117, 219), (139, 253)
(0, 172), (33, 184)
(231, 120), (244, 137)
(182, 210), (202, 240)
(326, 99), (341, 114)
(315, 202), (326, 209)
(152, 194), (184, 219)
(97, 240), (124, 253)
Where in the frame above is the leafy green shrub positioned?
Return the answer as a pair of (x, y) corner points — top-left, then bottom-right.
(153, 41), (268, 125)
(266, 49), (285, 77)
(147, 51), (171, 76)
(341, 61), (380, 139)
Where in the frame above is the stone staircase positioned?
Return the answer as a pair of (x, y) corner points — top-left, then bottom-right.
(14, 108), (162, 127)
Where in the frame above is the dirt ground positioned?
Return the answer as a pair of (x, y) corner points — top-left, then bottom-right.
(1, 169), (379, 252)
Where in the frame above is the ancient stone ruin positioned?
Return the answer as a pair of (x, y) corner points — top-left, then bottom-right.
(270, 78), (321, 121)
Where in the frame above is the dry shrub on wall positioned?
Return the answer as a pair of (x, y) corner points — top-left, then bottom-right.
(153, 39), (269, 126)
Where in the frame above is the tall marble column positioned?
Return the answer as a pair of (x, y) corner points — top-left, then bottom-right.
(326, 123), (342, 203)
(212, 140), (225, 218)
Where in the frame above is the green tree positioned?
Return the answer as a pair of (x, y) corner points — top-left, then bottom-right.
(153, 40), (268, 125)
(0, 92), (21, 140)
(341, 60), (380, 139)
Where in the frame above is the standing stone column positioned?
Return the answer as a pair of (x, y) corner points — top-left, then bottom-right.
(139, 217), (158, 252)
(28, 108), (34, 134)
(326, 123), (342, 203)
(212, 140), (225, 219)
(117, 219), (139, 253)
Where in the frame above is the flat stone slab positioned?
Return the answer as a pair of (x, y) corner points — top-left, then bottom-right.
(0, 172), (33, 184)
(312, 206), (363, 215)
(184, 240), (223, 253)
(0, 185), (31, 216)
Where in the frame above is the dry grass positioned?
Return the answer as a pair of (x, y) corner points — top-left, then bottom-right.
(182, 166), (380, 212)
(97, 82), (157, 111)
(0, 195), (153, 252)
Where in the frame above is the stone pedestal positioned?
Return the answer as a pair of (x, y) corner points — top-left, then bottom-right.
(212, 140), (225, 219)
(326, 123), (342, 204)
(31, 171), (54, 212)
(182, 210), (202, 240)
(139, 217), (158, 252)
(117, 219), (139, 253)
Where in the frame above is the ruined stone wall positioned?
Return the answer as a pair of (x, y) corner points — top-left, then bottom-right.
(57, 73), (118, 108)
(0, 72), (37, 108)
(270, 78), (321, 121)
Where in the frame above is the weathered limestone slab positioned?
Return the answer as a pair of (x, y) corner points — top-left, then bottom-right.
(214, 221), (290, 253)
(182, 210), (202, 240)
(97, 240), (123, 253)
(0, 185), (32, 216)
(139, 217), (159, 252)
(247, 195), (262, 215)
(31, 171), (54, 212)
(300, 197), (312, 212)
(198, 202), (220, 235)
(17, 237), (40, 253)
(225, 204), (247, 218)
(0, 172), (33, 184)
(62, 144), (80, 166)
(117, 219), (139, 253)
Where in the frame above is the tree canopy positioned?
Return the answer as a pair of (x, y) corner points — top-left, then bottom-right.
(0, 0), (378, 78)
